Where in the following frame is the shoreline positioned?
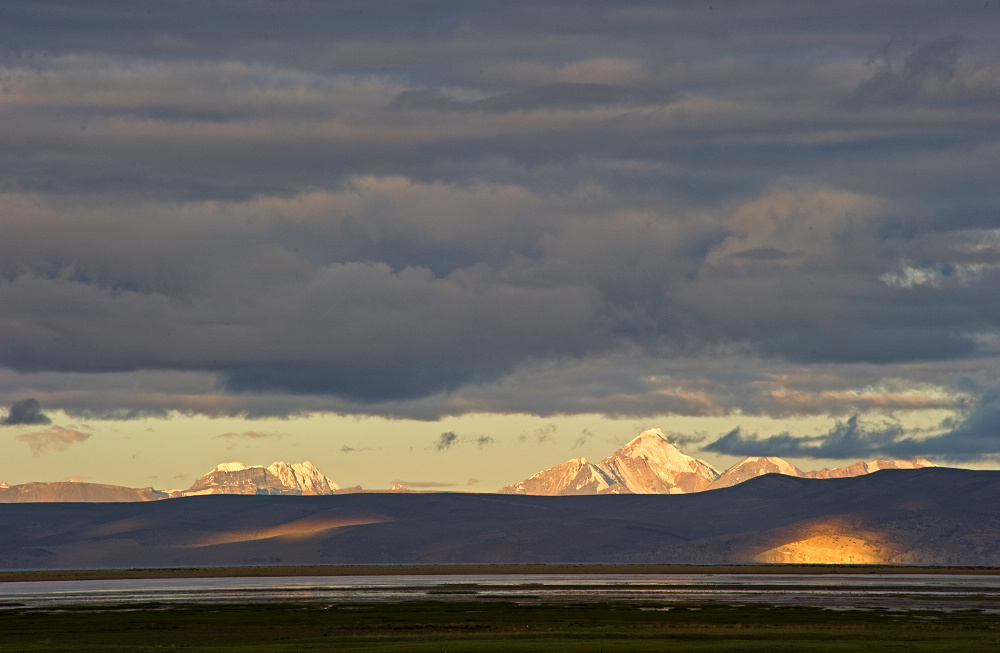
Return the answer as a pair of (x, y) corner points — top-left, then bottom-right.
(4, 563), (1000, 583)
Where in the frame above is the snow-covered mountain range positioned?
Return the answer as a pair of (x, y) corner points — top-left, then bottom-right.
(1, 430), (934, 502)
(176, 461), (340, 497)
(0, 460), (342, 502)
(498, 428), (933, 495)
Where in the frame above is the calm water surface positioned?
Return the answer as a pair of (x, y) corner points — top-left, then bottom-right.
(3, 574), (1000, 611)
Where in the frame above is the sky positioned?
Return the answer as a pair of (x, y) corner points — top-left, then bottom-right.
(1, 1), (999, 491)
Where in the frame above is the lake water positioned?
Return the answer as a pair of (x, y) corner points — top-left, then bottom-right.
(3, 573), (1000, 611)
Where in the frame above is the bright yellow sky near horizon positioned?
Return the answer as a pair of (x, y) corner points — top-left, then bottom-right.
(1, 408), (975, 492)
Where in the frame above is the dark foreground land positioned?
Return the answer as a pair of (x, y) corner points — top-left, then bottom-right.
(1, 600), (998, 652)
(4, 468), (1000, 568)
(6, 562), (1000, 583)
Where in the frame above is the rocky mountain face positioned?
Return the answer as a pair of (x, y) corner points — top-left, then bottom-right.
(802, 458), (933, 479)
(603, 430), (720, 493)
(180, 461), (340, 496)
(501, 458), (617, 496)
(707, 456), (805, 490)
(499, 428), (720, 495)
(500, 429), (934, 495)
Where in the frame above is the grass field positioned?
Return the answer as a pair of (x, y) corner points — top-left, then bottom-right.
(1, 600), (998, 652)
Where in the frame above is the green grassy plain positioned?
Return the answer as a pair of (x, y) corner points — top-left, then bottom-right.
(1, 601), (998, 652)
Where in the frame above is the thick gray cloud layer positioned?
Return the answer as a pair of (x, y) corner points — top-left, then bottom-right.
(1, 2), (999, 457)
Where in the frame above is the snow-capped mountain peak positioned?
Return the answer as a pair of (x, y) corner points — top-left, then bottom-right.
(617, 428), (709, 472)
(601, 428), (719, 494)
(499, 428), (720, 495)
(742, 456), (801, 477)
(707, 455), (804, 490)
(863, 458), (935, 473)
(500, 457), (615, 495)
(266, 461), (300, 490)
(212, 462), (250, 473)
(267, 460), (340, 493)
(183, 460), (340, 496)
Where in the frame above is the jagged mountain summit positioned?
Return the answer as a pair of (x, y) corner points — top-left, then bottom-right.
(802, 458), (934, 479)
(500, 429), (935, 495)
(500, 457), (615, 496)
(180, 461), (340, 496)
(707, 456), (805, 490)
(604, 429), (721, 493)
(710, 457), (933, 489)
(499, 428), (721, 495)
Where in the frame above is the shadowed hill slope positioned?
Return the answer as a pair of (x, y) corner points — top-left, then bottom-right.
(1, 468), (998, 569)
(0, 482), (167, 503)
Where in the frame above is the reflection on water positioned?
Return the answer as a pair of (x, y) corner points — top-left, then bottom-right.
(2, 574), (1000, 611)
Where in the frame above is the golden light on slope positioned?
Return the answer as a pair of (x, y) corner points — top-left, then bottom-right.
(193, 515), (389, 547)
(752, 518), (904, 564)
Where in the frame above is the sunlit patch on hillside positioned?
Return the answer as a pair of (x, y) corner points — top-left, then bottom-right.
(191, 515), (390, 546)
(84, 517), (156, 538)
(752, 519), (903, 564)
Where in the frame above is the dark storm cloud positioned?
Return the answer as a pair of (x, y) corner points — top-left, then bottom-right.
(663, 432), (707, 448)
(706, 397), (1000, 462)
(2, 398), (50, 425)
(704, 417), (906, 460)
(919, 395), (1000, 460)
(0, 1), (998, 455)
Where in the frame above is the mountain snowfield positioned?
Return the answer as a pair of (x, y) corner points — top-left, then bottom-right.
(178, 460), (340, 497)
(499, 428), (934, 495)
(708, 456), (805, 490)
(498, 429), (721, 495)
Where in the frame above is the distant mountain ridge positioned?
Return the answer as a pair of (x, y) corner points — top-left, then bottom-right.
(0, 481), (167, 503)
(0, 432), (936, 502)
(0, 461), (341, 503)
(499, 428), (934, 495)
